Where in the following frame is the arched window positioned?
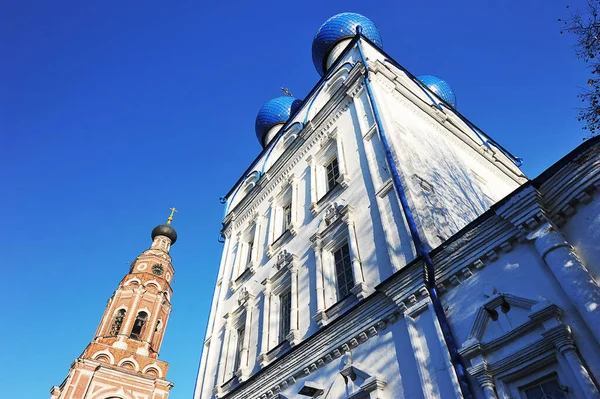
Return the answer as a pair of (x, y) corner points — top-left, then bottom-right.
(130, 311), (148, 340)
(109, 309), (126, 336)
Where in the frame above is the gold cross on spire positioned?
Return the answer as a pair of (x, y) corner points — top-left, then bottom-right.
(167, 207), (178, 225)
(281, 87), (293, 97)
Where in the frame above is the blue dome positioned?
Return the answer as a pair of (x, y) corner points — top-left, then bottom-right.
(255, 96), (302, 146)
(417, 75), (457, 108)
(312, 12), (383, 77)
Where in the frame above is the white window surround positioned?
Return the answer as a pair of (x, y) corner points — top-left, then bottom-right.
(310, 203), (373, 327)
(507, 370), (570, 399)
(229, 215), (264, 290)
(266, 176), (300, 258)
(460, 294), (599, 399)
(306, 129), (350, 216)
(257, 250), (301, 367)
(218, 287), (255, 387)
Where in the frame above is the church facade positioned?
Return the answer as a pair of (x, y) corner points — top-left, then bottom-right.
(50, 222), (178, 399)
(193, 13), (600, 399)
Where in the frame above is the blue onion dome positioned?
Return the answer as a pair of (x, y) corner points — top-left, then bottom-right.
(312, 12), (383, 77)
(417, 75), (457, 108)
(255, 96), (303, 147)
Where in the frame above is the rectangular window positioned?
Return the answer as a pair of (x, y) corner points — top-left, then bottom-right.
(279, 290), (291, 343)
(523, 376), (566, 399)
(334, 243), (354, 298)
(233, 326), (245, 372)
(245, 240), (253, 268)
(325, 157), (340, 191)
(282, 203), (292, 232)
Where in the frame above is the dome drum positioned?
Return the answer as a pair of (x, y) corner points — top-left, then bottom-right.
(325, 38), (354, 73)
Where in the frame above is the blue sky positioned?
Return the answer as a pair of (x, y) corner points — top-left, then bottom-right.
(0, 1), (590, 398)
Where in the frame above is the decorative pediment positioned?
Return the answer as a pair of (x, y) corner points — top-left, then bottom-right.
(238, 287), (250, 307)
(276, 249), (293, 270)
(310, 204), (352, 247)
(264, 249), (298, 292)
(467, 293), (538, 342)
(468, 294), (537, 341)
(324, 202), (344, 226)
(335, 354), (387, 399)
(460, 293), (563, 361)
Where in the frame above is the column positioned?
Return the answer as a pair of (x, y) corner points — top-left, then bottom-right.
(307, 156), (318, 215)
(335, 134), (350, 188)
(288, 264), (300, 345)
(250, 221), (259, 264)
(346, 218), (374, 299)
(144, 293), (163, 343)
(121, 289), (142, 335)
(232, 232), (243, 279)
(290, 175), (299, 235)
(155, 304), (170, 353)
(406, 299), (463, 399)
(195, 340), (210, 399)
(544, 326), (600, 398)
(216, 323), (231, 386)
(202, 329), (224, 399)
(97, 293), (117, 337)
(346, 219), (364, 284)
(529, 222), (600, 343)
(206, 238), (231, 340)
(477, 375), (498, 399)
(258, 283), (271, 367)
(239, 298), (254, 380)
(267, 201), (276, 249)
(312, 241), (327, 326)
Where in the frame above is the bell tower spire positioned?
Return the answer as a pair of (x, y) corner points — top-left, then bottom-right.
(50, 215), (178, 399)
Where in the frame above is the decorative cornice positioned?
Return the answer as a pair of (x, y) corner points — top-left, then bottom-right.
(223, 64), (365, 232)
(221, 292), (397, 399)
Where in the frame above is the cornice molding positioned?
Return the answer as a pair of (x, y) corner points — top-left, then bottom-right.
(221, 292), (397, 399)
(223, 64), (366, 232)
(371, 60), (525, 186)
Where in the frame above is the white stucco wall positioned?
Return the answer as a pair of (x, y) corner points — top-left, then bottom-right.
(194, 37), (600, 399)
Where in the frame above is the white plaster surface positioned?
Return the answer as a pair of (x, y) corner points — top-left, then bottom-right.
(194, 38), (600, 399)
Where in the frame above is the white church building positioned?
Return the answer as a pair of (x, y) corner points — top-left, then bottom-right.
(193, 13), (600, 399)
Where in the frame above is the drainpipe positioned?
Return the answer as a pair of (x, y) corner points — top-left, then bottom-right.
(355, 27), (474, 399)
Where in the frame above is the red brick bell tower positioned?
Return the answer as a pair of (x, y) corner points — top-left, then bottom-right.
(50, 210), (179, 399)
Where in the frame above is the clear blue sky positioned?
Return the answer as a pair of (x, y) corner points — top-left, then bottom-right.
(0, 1), (590, 398)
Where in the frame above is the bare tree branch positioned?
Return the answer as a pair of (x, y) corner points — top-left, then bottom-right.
(561, 0), (600, 136)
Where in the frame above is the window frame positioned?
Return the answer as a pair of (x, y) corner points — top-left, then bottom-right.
(231, 218), (262, 289)
(278, 289), (292, 344)
(109, 308), (127, 337)
(310, 204), (372, 327)
(232, 325), (245, 373)
(307, 129), (349, 216)
(325, 156), (341, 193)
(130, 311), (149, 341)
(266, 178), (299, 258)
(520, 373), (567, 399)
(333, 242), (355, 299)
(220, 288), (254, 385)
(257, 250), (301, 367)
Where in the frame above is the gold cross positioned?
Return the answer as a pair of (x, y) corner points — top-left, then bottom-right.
(167, 207), (178, 225)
